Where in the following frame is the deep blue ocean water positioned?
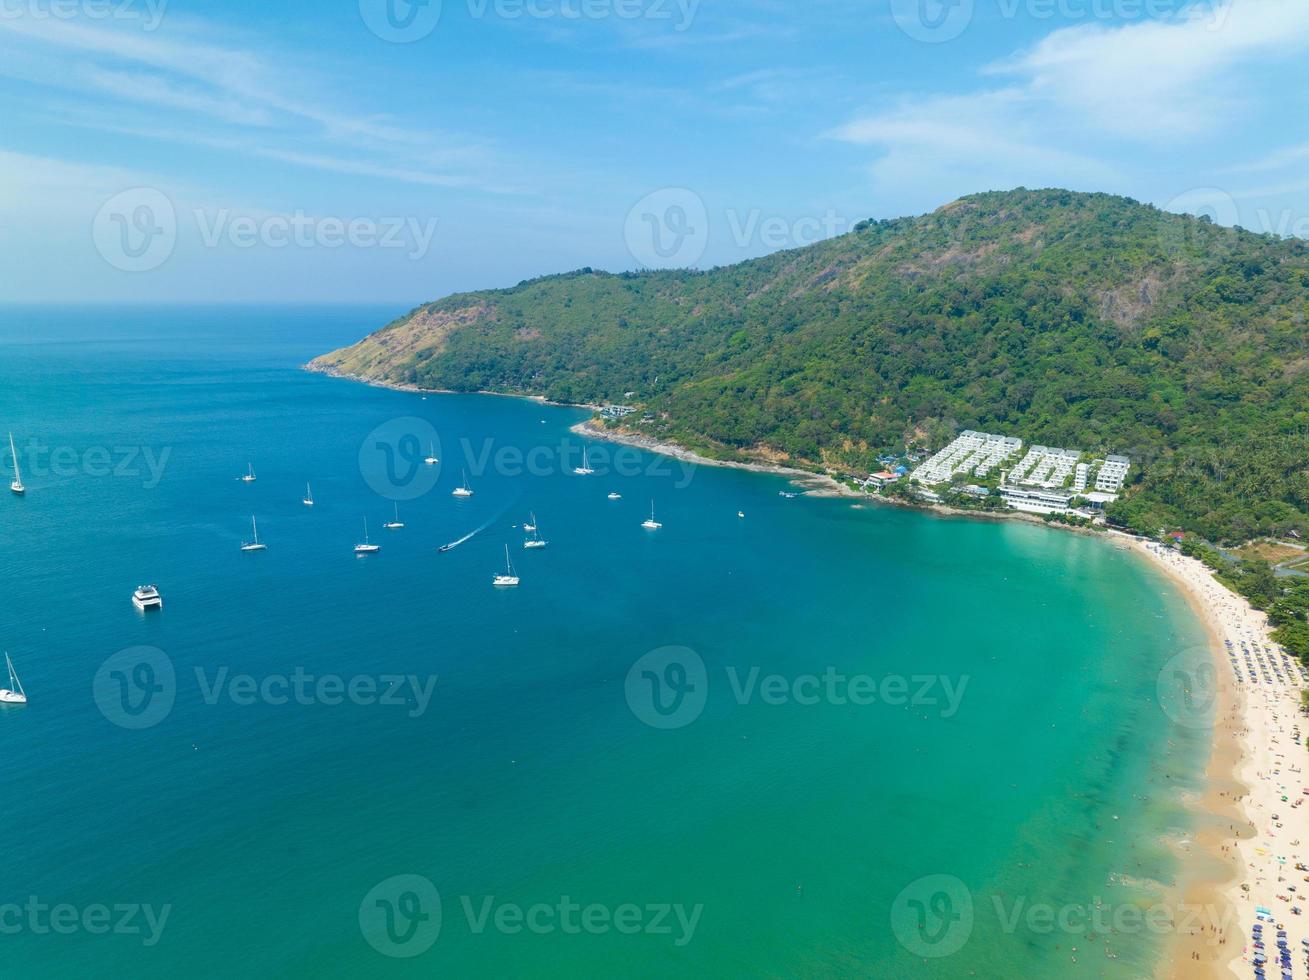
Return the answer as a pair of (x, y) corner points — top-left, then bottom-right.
(0, 306), (1213, 977)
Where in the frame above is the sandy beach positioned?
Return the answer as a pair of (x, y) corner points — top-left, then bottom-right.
(1128, 538), (1309, 980)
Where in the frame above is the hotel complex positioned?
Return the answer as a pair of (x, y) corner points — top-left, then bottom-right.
(895, 431), (1131, 517)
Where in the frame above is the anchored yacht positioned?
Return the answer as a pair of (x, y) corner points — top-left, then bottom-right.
(132, 585), (163, 611)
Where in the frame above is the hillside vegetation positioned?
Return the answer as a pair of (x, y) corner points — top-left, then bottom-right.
(312, 189), (1309, 544)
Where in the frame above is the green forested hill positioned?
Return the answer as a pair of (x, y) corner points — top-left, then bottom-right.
(311, 188), (1309, 543)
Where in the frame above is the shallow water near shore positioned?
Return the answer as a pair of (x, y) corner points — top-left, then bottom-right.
(0, 305), (1215, 977)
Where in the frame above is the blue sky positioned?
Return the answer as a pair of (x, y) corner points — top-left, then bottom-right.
(2, 0), (1308, 303)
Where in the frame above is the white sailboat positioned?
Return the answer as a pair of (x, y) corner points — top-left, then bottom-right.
(425, 443), (439, 466)
(493, 545), (520, 587)
(523, 515), (548, 549)
(452, 471), (473, 498)
(573, 447), (595, 476)
(8, 432), (24, 495)
(383, 502), (405, 529)
(0, 653), (27, 704)
(303, 482), (314, 506)
(241, 462), (257, 483)
(642, 501), (662, 530)
(354, 518), (380, 554)
(240, 516), (267, 551)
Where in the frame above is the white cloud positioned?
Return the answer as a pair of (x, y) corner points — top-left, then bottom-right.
(0, 14), (508, 191)
(990, 0), (1309, 139)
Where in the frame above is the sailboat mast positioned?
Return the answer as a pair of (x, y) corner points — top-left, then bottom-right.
(9, 432), (20, 484)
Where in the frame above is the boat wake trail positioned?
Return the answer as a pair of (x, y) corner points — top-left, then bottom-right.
(438, 515), (499, 553)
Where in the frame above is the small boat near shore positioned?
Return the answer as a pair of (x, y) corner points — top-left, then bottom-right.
(452, 471), (473, 498)
(132, 585), (162, 611)
(241, 462), (257, 483)
(573, 448), (595, 476)
(383, 503), (404, 529)
(642, 501), (662, 530)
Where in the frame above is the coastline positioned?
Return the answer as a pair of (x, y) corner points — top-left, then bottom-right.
(1125, 537), (1309, 980)
(309, 366), (1303, 978)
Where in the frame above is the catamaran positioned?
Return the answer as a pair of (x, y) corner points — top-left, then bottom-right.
(383, 502), (405, 529)
(241, 462), (257, 483)
(642, 501), (662, 530)
(354, 518), (380, 554)
(0, 653), (26, 704)
(452, 471), (473, 498)
(493, 545), (520, 587)
(573, 447), (595, 476)
(132, 585), (163, 611)
(240, 516), (267, 552)
(303, 482), (314, 506)
(8, 432), (23, 495)
(425, 443), (439, 465)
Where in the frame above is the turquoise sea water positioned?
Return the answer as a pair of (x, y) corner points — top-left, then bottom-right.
(0, 306), (1213, 978)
